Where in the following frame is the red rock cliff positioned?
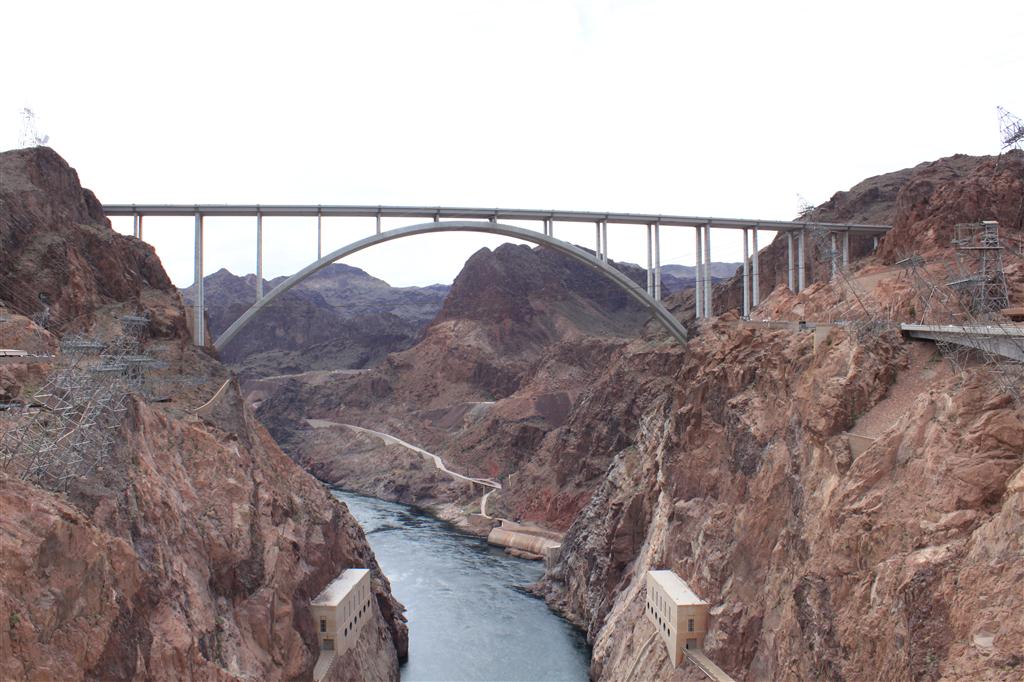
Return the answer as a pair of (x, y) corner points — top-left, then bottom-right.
(0, 147), (407, 681)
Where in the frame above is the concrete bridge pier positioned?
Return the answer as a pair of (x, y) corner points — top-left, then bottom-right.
(830, 232), (839, 278)
(654, 223), (661, 300)
(646, 224), (653, 295)
(797, 229), (806, 292)
(842, 231), (850, 269)
(787, 232), (795, 291)
(132, 212), (141, 239)
(751, 225), (760, 307)
(317, 208), (323, 259)
(256, 211), (264, 300)
(703, 224), (712, 318)
(602, 221), (609, 262)
(695, 227), (704, 319)
(742, 228), (750, 317)
(193, 212), (205, 346)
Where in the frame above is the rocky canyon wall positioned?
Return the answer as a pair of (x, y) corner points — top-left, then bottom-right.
(0, 147), (407, 681)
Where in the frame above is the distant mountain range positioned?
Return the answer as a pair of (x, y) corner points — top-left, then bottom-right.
(181, 264), (449, 379)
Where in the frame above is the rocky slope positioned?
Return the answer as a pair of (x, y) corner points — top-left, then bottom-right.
(0, 147), (407, 681)
(181, 265), (448, 379)
(538, 152), (1024, 681)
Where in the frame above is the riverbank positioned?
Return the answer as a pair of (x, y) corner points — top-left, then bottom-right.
(302, 419), (565, 558)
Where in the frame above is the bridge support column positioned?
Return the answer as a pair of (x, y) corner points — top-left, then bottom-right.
(797, 229), (806, 292)
(830, 232), (838, 278)
(654, 223), (661, 300)
(842, 231), (849, 270)
(695, 227), (703, 319)
(132, 212), (140, 239)
(646, 224), (653, 295)
(703, 224), (712, 318)
(752, 225), (760, 307)
(872, 235), (879, 251)
(742, 228), (750, 317)
(602, 221), (609, 262)
(787, 232), (795, 291)
(193, 213), (205, 346)
(317, 208), (323, 260)
(256, 211), (264, 300)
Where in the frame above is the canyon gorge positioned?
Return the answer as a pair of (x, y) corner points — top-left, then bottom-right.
(2, 144), (1022, 682)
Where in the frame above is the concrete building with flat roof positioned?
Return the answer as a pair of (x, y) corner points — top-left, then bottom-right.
(646, 570), (710, 666)
(311, 568), (373, 660)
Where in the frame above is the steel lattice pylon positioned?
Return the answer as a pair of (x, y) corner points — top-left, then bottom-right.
(0, 314), (159, 490)
(896, 244), (1023, 406)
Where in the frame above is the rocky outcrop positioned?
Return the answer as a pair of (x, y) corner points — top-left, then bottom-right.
(0, 147), (407, 681)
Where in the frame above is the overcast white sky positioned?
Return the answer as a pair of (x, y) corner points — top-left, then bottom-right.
(3, 0), (1022, 288)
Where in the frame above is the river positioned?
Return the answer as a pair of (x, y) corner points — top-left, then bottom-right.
(331, 490), (591, 681)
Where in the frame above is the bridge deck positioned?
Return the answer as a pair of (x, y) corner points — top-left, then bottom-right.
(900, 323), (1024, 362)
(102, 203), (891, 234)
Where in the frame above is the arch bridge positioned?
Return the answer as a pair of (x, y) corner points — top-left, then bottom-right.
(101, 204), (891, 348)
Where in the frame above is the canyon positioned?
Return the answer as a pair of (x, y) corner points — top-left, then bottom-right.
(244, 150), (1024, 680)
(3, 144), (1022, 682)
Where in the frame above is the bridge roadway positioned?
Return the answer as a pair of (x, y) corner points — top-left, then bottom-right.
(102, 203), (891, 347)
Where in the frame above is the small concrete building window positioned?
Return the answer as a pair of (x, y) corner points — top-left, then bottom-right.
(688, 618), (694, 633)
(320, 619), (327, 633)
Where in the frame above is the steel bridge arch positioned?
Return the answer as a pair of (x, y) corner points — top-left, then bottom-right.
(212, 220), (688, 351)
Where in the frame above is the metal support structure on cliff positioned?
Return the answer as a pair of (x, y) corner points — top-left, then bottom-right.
(193, 213), (205, 346)
(751, 225), (760, 307)
(787, 232), (795, 291)
(703, 224), (712, 318)
(256, 211), (264, 300)
(695, 227), (703, 319)
(797, 229), (806, 292)
(654, 223), (662, 300)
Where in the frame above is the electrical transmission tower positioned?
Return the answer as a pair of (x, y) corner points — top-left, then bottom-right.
(998, 106), (1024, 151)
(18, 108), (49, 148)
(0, 314), (162, 490)
(896, 222), (1022, 405)
(948, 221), (1010, 318)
